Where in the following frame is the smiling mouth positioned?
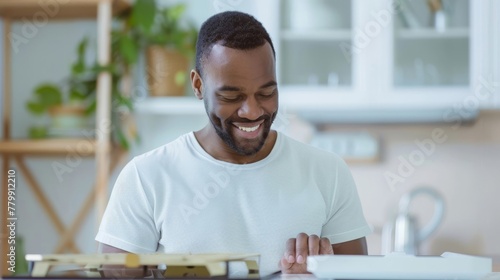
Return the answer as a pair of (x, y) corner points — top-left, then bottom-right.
(237, 124), (260, 132)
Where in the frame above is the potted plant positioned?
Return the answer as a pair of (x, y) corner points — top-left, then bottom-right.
(25, 1), (197, 145)
(26, 38), (95, 139)
(124, 0), (197, 96)
(26, 83), (89, 138)
(26, 35), (137, 149)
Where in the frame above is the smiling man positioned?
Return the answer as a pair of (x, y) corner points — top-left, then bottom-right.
(96, 11), (371, 276)
(192, 41), (278, 164)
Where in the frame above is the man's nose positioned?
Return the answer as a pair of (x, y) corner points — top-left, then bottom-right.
(238, 97), (263, 121)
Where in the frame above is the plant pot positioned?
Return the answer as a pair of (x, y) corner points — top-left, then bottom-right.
(48, 105), (87, 129)
(146, 45), (189, 97)
(27, 113), (50, 139)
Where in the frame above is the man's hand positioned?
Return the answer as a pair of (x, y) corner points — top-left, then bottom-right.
(279, 233), (334, 274)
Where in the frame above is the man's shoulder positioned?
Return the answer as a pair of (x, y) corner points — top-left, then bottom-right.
(279, 132), (344, 163)
(133, 132), (193, 164)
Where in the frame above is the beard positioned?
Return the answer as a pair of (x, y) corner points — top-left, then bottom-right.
(204, 100), (277, 156)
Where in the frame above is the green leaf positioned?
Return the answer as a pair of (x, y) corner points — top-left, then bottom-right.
(69, 89), (87, 101)
(116, 128), (130, 150)
(85, 99), (96, 116)
(120, 96), (134, 111)
(77, 37), (88, 59)
(81, 77), (98, 94)
(28, 126), (48, 139)
(149, 33), (168, 45)
(26, 101), (46, 115)
(34, 84), (62, 107)
(72, 37), (88, 75)
(167, 4), (186, 22)
(72, 61), (86, 75)
(174, 71), (186, 86)
(113, 90), (134, 111)
(92, 63), (115, 74)
(119, 35), (138, 65)
(131, 0), (156, 33)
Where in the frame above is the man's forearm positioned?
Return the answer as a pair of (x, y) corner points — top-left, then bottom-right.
(332, 237), (368, 255)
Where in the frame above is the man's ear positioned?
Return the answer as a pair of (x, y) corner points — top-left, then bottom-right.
(190, 69), (203, 100)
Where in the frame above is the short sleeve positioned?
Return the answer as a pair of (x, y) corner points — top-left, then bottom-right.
(95, 160), (159, 253)
(321, 158), (372, 244)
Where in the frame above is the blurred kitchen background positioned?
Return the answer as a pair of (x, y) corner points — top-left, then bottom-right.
(0, 0), (499, 271)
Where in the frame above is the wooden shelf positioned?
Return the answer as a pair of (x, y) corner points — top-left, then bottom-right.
(0, 0), (131, 19)
(0, 138), (97, 156)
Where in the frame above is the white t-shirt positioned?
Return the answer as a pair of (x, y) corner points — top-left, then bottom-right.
(96, 132), (372, 275)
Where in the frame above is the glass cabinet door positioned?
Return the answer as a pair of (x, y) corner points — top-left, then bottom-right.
(278, 0), (352, 88)
(393, 0), (470, 87)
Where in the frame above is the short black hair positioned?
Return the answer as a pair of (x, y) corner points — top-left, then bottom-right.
(195, 11), (276, 76)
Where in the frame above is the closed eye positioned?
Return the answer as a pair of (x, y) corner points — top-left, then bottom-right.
(260, 90), (277, 98)
(218, 94), (243, 102)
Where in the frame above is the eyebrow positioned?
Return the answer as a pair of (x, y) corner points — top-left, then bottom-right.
(216, 80), (277, 92)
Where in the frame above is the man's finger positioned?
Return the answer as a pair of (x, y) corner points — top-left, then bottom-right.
(280, 256), (293, 272)
(284, 238), (296, 263)
(280, 257), (309, 274)
(308, 234), (320, 256)
(295, 233), (309, 264)
(319, 237), (334, 255)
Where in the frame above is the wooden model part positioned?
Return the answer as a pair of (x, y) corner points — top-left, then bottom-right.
(26, 253), (260, 278)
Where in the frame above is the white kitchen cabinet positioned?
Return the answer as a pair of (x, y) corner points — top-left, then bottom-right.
(255, 0), (500, 117)
(279, 0), (352, 87)
(135, 0), (498, 123)
(393, 0), (470, 87)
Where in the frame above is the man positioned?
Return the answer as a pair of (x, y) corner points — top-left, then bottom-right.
(96, 11), (371, 276)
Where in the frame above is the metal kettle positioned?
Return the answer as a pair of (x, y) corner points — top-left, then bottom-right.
(381, 187), (445, 255)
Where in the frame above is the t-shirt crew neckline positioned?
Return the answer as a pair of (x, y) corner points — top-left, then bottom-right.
(187, 131), (283, 170)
